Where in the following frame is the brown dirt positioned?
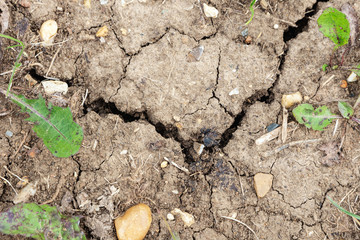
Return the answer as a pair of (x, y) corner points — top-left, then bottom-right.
(1, 0), (360, 239)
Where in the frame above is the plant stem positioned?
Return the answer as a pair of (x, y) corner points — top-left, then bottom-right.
(245, 0), (257, 25)
(0, 34), (25, 96)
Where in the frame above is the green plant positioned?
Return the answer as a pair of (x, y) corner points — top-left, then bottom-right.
(0, 33), (25, 95)
(0, 34), (83, 157)
(293, 102), (359, 131)
(0, 203), (86, 240)
(327, 196), (360, 221)
(245, 0), (257, 25)
(317, 8), (350, 51)
(161, 215), (180, 240)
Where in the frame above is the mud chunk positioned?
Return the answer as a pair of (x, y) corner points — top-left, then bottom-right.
(254, 173), (273, 198)
(114, 203), (152, 240)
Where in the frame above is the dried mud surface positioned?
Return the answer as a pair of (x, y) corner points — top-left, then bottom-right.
(1, 0), (360, 239)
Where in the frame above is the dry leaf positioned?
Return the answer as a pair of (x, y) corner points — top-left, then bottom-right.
(318, 141), (342, 166)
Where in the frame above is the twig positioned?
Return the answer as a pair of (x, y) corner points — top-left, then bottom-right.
(0, 110), (11, 116)
(321, 75), (335, 88)
(12, 130), (29, 157)
(262, 139), (321, 157)
(221, 216), (259, 240)
(81, 89), (88, 106)
(46, 45), (62, 77)
(3, 166), (26, 183)
(41, 174), (65, 205)
(0, 176), (18, 194)
(281, 107), (288, 143)
(163, 157), (189, 174)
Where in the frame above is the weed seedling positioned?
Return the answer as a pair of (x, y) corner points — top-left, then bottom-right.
(293, 101), (359, 131)
(328, 196), (360, 221)
(317, 8), (350, 66)
(245, 0), (257, 25)
(0, 34), (83, 157)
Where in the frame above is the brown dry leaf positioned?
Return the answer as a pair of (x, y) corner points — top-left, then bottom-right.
(342, 3), (359, 46)
(0, 0), (9, 33)
(318, 141), (342, 166)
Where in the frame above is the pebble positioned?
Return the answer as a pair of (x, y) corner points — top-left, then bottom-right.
(229, 88), (239, 96)
(274, 24), (279, 29)
(203, 3), (219, 18)
(193, 142), (205, 155)
(42, 80), (68, 95)
(281, 91), (302, 109)
(347, 71), (358, 82)
(260, 0), (269, 9)
(40, 20), (58, 46)
(13, 182), (37, 204)
(266, 123), (279, 132)
(171, 208), (195, 227)
(254, 173), (273, 198)
(161, 161), (168, 168)
(245, 36), (252, 44)
(241, 28), (248, 37)
(19, 0), (31, 8)
(115, 203), (152, 240)
(100, 0), (108, 4)
(167, 213), (175, 221)
(96, 26), (109, 37)
(173, 116), (181, 122)
(5, 130), (13, 137)
(187, 45), (204, 62)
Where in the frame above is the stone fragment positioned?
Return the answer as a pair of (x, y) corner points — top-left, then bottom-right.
(203, 3), (218, 18)
(254, 173), (273, 198)
(171, 208), (195, 227)
(96, 26), (109, 37)
(40, 20), (58, 46)
(42, 80), (68, 95)
(114, 203), (152, 240)
(281, 91), (302, 109)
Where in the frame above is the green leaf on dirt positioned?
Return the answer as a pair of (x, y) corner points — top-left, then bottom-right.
(293, 104), (336, 131)
(0, 203), (86, 240)
(317, 7), (350, 50)
(11, 93), (83, 157)
(338, 101), (353, 119)
(322, 64), (328, 71)
(327, 197), (360, 220)
(351, 64), (360, 76)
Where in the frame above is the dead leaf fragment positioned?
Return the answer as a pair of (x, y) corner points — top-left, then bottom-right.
(318, 141), (342, 166)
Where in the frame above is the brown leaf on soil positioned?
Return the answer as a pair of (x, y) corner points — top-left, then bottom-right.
(341, 3), (359, 46)
(318, 141), (342, 166)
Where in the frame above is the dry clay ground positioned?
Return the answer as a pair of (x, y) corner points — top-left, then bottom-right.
(1, 0), (360, 239)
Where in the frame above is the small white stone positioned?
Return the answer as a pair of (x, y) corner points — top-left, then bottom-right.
(171, 208), (195, 227)
(42, 80), (68, 95)
(167, 213), (175, 221)
(173, 116), (181, 122)
(274, 24), (279, 29)
(172, 190), (179, 194)
(120, 150), (128, 155)
(347, 71), (358, 82)
(229, 88), (239, 96)
(203, 3), (218, 18)
(99, 37), (106, 43)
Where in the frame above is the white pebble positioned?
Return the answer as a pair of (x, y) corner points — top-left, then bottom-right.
(274, 24), (279, 29)
(172, 189), (179, 194)
(229, 88), (239, 96)
(203, 3), (219, 18)
(167, 213), (175, 221)
(347, 71), (358, 83)
(120, 150), (128, 155)
(42, 80), (68, 95)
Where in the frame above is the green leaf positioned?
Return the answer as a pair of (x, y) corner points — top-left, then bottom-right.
(11, 94), (83, 158)
(0, 203), (86, 240)
(293, 104), (337, 131)
(338, 101), (353, 119)
(327, 197), (360, 220)
(322, 64), (328, 72)
(317, 7), (350, 49)
(245, 0), (256, 25)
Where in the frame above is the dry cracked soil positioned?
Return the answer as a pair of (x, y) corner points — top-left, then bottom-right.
(1, 0), (360, 239)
